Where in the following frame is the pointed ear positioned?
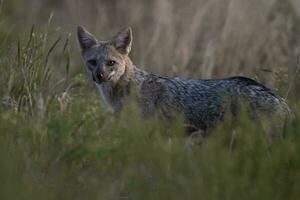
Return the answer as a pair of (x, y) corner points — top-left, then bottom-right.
(77, 26), (97, 52)
(112, 27), (132, 55)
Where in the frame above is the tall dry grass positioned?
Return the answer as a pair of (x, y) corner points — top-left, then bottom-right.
(1, 1), (300, 199)
(2, 0), (299, 97)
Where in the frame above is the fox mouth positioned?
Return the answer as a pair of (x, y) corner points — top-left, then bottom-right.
(107, 74), (114, 81)
(106, 71), (115, 82)
(93, 72), (115, 84)
(93, 73), (105, 84)
(94, 77), (107, 84)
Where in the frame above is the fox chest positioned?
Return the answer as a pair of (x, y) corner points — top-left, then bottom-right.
(95, 83), (122, 112)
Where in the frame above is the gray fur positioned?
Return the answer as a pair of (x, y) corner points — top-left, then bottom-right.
(77, 26), (292, 134)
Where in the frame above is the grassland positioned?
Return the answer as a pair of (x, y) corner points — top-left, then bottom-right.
(0, 0), (300, 199)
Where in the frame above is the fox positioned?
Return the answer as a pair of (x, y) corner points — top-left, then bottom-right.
(77, 26), (292, 136)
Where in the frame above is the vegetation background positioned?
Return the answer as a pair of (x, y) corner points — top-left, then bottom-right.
(0, 0), (300, 199)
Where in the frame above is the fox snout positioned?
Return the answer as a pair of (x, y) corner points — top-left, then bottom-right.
(91, 67), (107, 84)
(92, 70), (103, 83)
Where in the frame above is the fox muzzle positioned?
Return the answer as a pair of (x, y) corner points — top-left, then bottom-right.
(92, 67), (107, 83)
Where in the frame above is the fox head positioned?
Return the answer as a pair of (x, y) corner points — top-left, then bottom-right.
(77, 26), (133, 85)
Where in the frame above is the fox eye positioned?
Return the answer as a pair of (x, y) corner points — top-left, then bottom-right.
(106, 60), (116, 66)
(87, 59), (97, 66)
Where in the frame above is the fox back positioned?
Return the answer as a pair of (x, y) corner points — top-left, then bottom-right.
(77, 26), (292, 136)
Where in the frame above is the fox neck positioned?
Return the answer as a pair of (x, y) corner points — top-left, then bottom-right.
(120, 56), (149, 86)
(95, 58), (149, 112)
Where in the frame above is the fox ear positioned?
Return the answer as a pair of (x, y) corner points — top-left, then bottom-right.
(77, 26), (97, 52)
(112, 27), (132, 55)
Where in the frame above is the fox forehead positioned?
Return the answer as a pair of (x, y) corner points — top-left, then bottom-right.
(83, 42), (124, 62)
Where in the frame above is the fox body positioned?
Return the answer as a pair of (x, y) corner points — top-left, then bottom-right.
(77, 26), (291, 133)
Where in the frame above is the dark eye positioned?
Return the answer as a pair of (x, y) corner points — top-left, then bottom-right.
(87, 59), (97, 66)
(106, 60), (116, 66)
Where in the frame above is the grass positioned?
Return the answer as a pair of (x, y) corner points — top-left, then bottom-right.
(0, 24), (299, 200)
(1, 1), (300, 199)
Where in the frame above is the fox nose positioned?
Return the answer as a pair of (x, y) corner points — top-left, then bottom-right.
(93, 70), (104, 83)
(97, 72), (103, 80)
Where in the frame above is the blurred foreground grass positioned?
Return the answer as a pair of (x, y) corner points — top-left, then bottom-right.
(0, 15), (300, 200)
